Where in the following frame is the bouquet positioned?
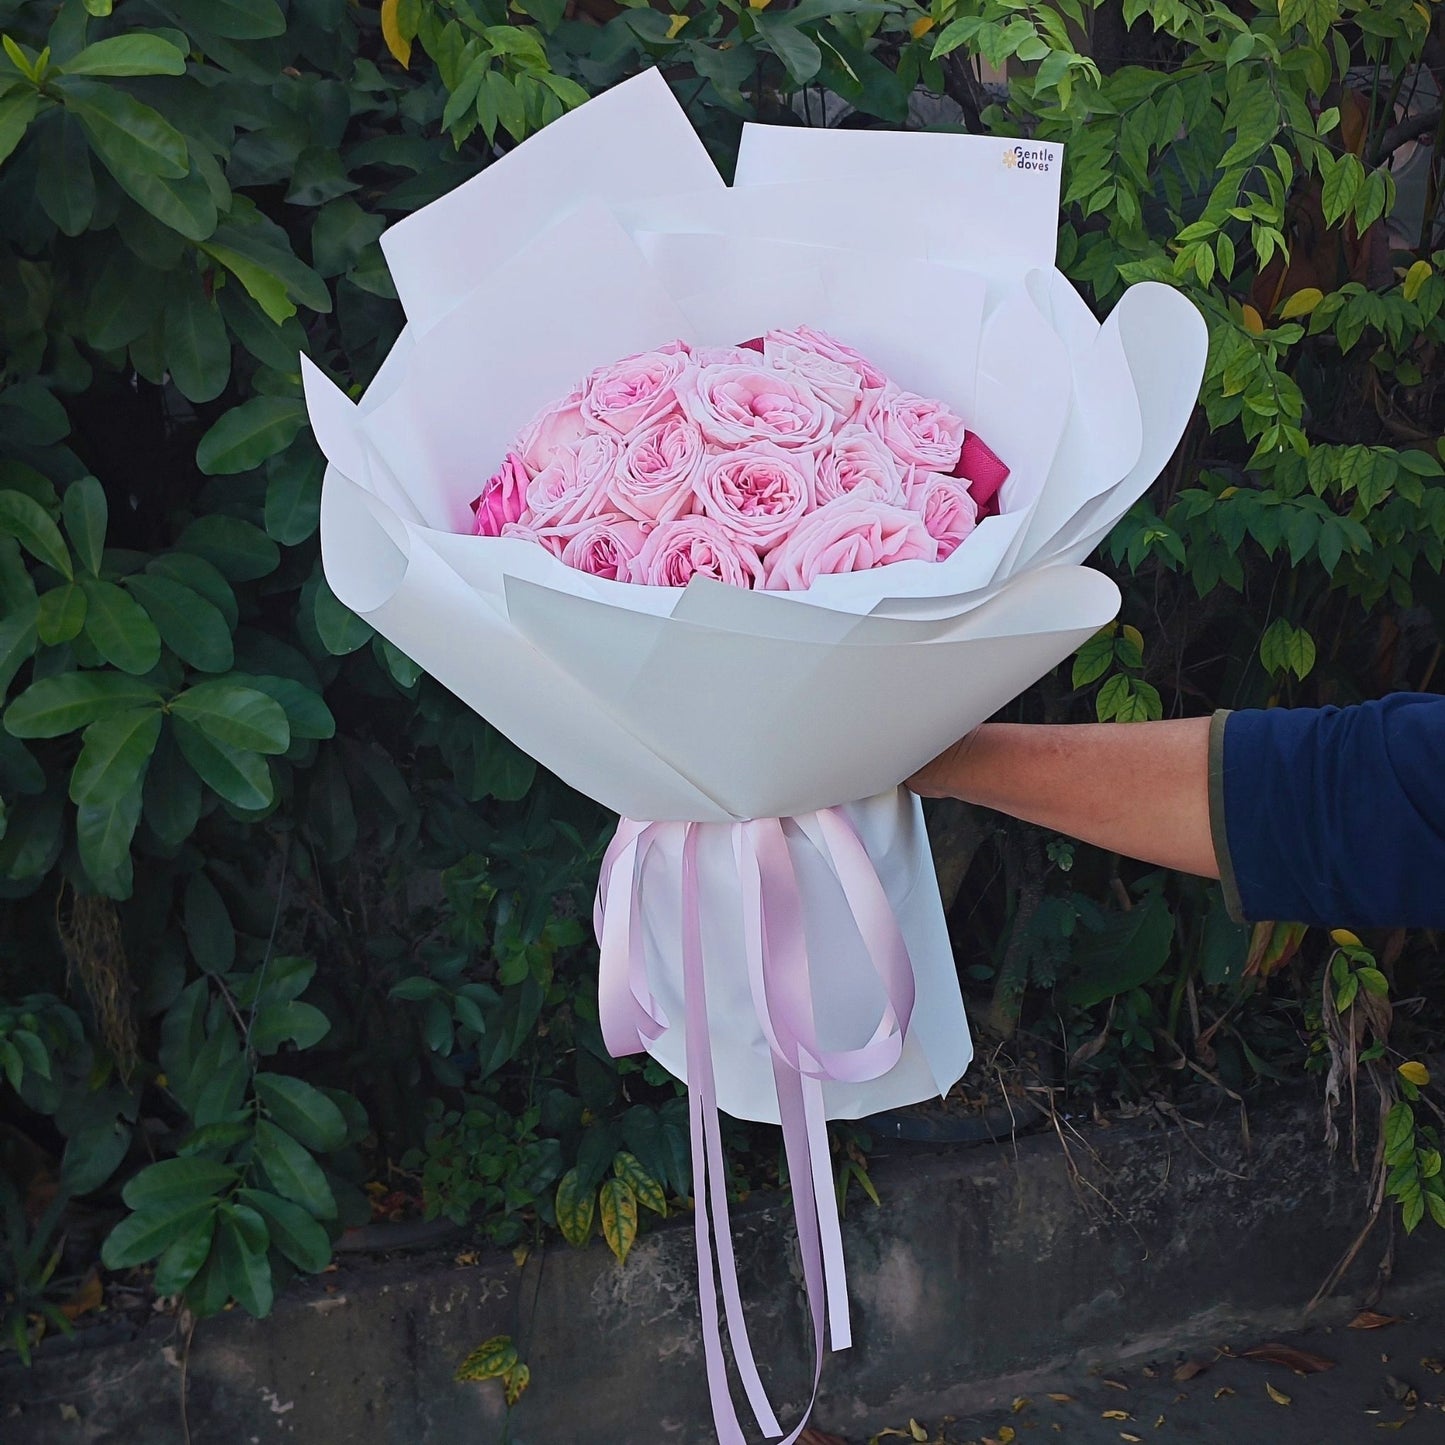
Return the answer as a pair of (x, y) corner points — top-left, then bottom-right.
(302, 69), (1206, 1445)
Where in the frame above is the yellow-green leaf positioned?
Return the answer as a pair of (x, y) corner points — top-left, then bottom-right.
(555, 1167), (595, 1248)
(380, 0), (411, 67)
(1404, 260), (1432, 303)
(599, 1176), (638, 1265)
(1121, 623), (1144, 654)
(1399, 1061), (1431, 1088)
(454, 1334), (518, 1383)
(613, 1151), (666, 1217)
(1241, 303), (1265, 334)
(502, 1362), (531, 1407)
(1279, 287), (1323, 320)
(1330, 928), (1362, 948)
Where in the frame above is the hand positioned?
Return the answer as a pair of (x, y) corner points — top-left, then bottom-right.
(904, 729), (980, 800)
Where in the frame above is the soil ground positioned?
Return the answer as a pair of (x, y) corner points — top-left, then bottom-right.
(852, 1299), (1445, 1444)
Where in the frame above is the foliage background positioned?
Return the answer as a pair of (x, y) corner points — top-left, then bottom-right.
(2, 0), (1445, 1357)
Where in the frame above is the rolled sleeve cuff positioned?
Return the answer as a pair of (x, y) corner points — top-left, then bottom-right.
(1209, 709), (1248, 924)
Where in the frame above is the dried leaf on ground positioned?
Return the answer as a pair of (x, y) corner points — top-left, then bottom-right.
(1214, 1386), (1236, 1399)
(58, 1270), (103, 1321)
(1046, 1393), (1075, 1403)
(1101, 1377), (1129, 1391)
(1266, 1383), (1293, 1405)
(1241, 1342), (1336, 1374)
(1102, 1408), (1131, 1420)
(1010, 1397), (1029, 1413)
(1120, 1434), (1143, 1443)
(1351, 1311), (1404, 1330)
(1173, 1359), (1211, 1381)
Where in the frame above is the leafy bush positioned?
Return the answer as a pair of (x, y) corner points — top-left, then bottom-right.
(3, 0), (1445, 1348)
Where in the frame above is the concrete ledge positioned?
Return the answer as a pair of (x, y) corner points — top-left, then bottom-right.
(6, 1088), (1442, 1444)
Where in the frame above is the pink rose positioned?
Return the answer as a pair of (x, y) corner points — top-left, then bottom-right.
(527, 433), (620, 528)
(560, 517), (649, 581)
(864, 386), (967, 472)
(581, 341), (691, 437)
(762, 334), (866, 416)
(693, 344), (759, 367)
(760, 497), (937, 591)
(610, 414), (705, 523)
(814, 427), (907, 506)
(907, 473), (979, 560)
(684, 363), (837, 450)
(516, 389), (588, 474)
(763, 325), (888, 389)
(500, 520), (569, 559)
(631, 516), (762, 589)
(471, 452), (529, 537)
(694, 442), (814, 551)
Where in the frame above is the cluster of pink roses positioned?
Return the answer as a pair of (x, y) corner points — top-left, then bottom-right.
(469, 326), (1008, 591)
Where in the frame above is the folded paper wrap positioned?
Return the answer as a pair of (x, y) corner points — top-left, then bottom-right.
(303, 68), (1207, 1444)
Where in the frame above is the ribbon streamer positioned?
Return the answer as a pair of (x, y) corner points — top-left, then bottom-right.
(596, 807), (916, 1442)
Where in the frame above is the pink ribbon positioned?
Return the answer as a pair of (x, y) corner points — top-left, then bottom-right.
(595, 808), (915, 1442)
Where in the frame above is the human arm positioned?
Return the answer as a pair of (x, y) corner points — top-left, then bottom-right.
(907, 716), (1218, 879)
(909, 695), (1445, 929)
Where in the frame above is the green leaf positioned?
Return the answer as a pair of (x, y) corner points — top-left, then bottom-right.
(554, 1168), (595, 1247)
(216, 1203), (274, 1316)
(1320, 152), (1364, 227)
(36, 583), (87, 644)
(171, 681), (289, 753)
(143, 729), (201, 849)
(122, 1156), (240, 1211)
(70, 707), (162, 806)
(1259, 617), (1316, 681)
(455, 1335), (519, 1383)
(60, 34), (188, 76)
(229, 672), (334, 741)
(1060, 889), (1175, 1007)
(124, 575), (233, 673)
(62, 477), (107, 577)
(239, 1188), (331, 1273)
(76, 779), (144, 895)
(173, 717), (273, 810)
(102, 1199), (217, 1269)
(111, 159), (218, 242)
(167, 0), (287, 40)
(35, 110), (95, 234)
(0, 89), (39, 168)
(147, 553), (238, 628)
(62, 1119), (132, 1197)
(251, 1000), (331, 1055)
(254, 1073), (348, 1152)
(80, 577), (162, 674)
(184, 871), (235, 972)
(196, 397), (308, 475)
(1071, 628), (1116, 688)
(0, 490), (72, 578)
(199, 240), (296, 325)
(756, 16), (823, 83)
(253, 1120), (336, 1218)
(598, 1176), (638, 1265)
(176, 515), (279, 582)
(0, 610), (37, 699)
(613, 1151), (666, 1217)
(313, 577), (372, 655)
(264, 446), (323, 547)
(5, 672), (162, 738)
(152, 1208), (217, 1296)
(59, 76), (187, 178)
(162, 281), (231, 405)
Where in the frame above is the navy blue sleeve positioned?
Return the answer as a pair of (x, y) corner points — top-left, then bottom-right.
(1217, 695), (1445, 929)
